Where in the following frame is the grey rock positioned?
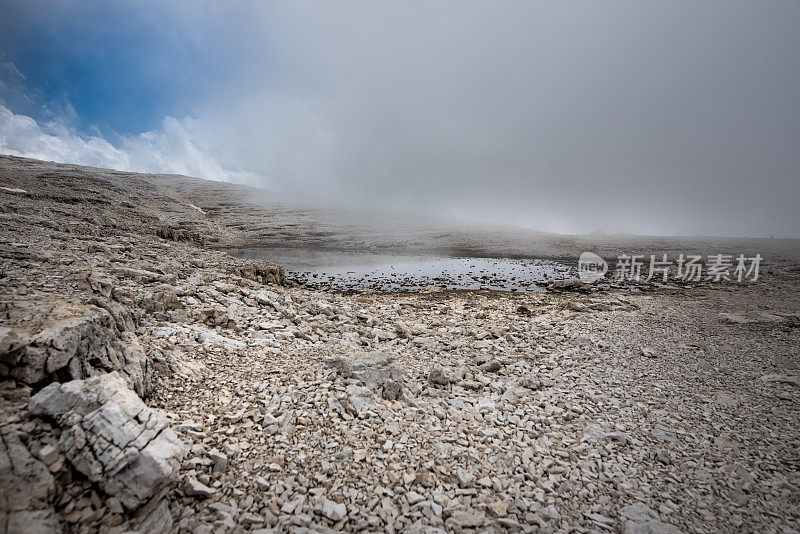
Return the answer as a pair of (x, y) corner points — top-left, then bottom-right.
(457, 468), (475, 487)
(406, 522), (447, 534)
(112, 267), (174, 284)
(619, 503), (657, 523)
(239, 512), (266, 526)
(619, 504), (681, 534)
(86, 270), (114, 298)
(1, 510), (60, 534)
(321, 499), (347, 521)
(543, 504), (561, 522)
(209, 450), (228, 472)
(184, 476), (216, 498)
(324, 351), (404, 400)
(134, 498), (174, 533)
(5, 305), (151, 397)
(585, 511), (615, 527)
(0, 327), (23, 360)
(137, 288), (183, 314)
(29, 372), (187, 510)
(583, 423), (627, 445)
(230, 259), (285, 286)
(0, 426), (60, 532)
(405, 491), (425, 505)
(36, 444), (59, 466)
(552, 278), (585, 290)
(449, 509), (485, 528)
(381, 380), (402, 401)
(621, 519), (682, 534)
(427, 365), (453, 386)
(480, 360), (502, 372)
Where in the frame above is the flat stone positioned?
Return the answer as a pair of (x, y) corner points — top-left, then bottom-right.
(321, 498), (347, 521)
(406, 491), (425, 505)
(450, 509), (485, 528)
(619, 502), (658, 523)
(184, 476), (216, 497)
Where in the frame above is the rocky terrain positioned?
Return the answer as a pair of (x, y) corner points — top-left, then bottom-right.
(1, 154), (799, 533)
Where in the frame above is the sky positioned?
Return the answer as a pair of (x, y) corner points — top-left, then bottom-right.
(1, 0), (799, 237)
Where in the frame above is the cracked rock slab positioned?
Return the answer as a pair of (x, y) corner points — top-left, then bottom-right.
(1, 302), (151, 396)
(29, 372), (186, 510)
(0, 425), (60, 533)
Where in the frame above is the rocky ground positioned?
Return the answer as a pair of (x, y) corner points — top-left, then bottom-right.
(1, 155), (799, 533)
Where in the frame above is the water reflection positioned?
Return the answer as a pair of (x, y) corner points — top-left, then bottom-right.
(228, 248), (575, 292)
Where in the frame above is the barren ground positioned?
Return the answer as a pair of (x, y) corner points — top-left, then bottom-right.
(1, 155), (799, 533)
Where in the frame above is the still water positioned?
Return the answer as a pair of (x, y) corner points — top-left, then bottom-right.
(228, 247), (575, 292)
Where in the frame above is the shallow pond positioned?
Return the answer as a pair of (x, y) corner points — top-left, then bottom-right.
(228, 247), (576, 292)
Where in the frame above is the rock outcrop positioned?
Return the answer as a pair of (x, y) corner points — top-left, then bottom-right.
(29, 372), (186, 510)
(0, 303), (151, 397)
(229, 259), (285, 286)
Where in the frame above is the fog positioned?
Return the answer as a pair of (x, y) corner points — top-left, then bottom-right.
(1, 1), (799, 237)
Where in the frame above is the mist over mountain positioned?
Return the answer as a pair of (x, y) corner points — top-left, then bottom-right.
(2, 1), (799, 236)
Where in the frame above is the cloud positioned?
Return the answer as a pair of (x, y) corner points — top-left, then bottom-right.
(120, 116), (257, 183)
(189, 1), (800, 237)
(0, 104), (254, 183)
(0, 104), (130, 169)
(2, 1), (800, 237)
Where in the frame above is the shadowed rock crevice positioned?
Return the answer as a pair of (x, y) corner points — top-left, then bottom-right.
(0, 424), (60, 533)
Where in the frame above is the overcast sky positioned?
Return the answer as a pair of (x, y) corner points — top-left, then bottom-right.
(1, 1), (799, 237)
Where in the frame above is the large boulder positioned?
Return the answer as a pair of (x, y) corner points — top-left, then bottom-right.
(29, 373), (187, 510)
(0, 303), (151, 396)
(324, 351), (404, 400)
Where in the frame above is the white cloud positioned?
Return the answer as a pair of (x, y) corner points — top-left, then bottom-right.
(120, 116), (256, 183)
(0, 104), (130, 169)
(0, 104), (255, 183)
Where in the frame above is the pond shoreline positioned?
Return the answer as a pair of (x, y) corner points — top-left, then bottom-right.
(227, 246), (577, 293)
